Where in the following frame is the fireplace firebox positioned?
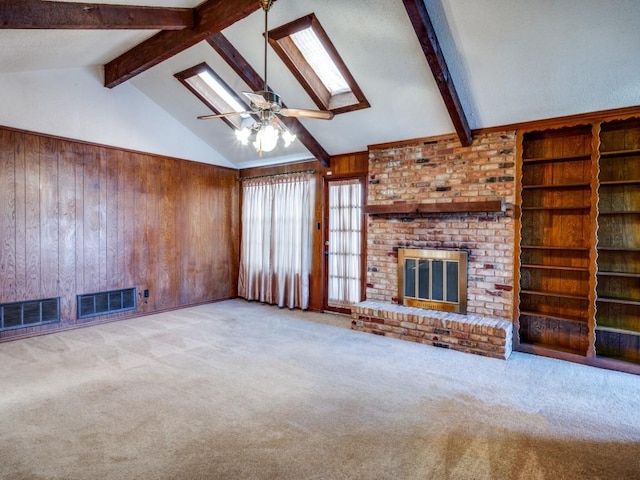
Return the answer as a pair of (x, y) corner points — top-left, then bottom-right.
(398, 248), (468, 313)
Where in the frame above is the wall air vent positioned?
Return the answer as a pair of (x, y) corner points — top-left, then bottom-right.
(77, 288), (136, 319)
(0, 297), (60, 332)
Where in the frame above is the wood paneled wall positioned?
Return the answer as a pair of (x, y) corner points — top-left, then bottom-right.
(239, 151), (368, 311)
(0, 126), (239, 339)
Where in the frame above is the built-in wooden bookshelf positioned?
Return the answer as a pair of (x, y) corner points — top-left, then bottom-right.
(516, 119), (640, 373)
(517, 126), (594, 357)
(595, 120), (640, 365)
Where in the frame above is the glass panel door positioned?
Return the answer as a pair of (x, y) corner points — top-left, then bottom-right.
(325, 178), (365, 311)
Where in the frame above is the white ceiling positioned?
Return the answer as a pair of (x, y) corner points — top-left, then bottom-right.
(1, 0), (639, 168)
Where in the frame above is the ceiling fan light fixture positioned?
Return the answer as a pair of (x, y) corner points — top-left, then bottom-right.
(238, 122), (297, 154)
(235, 127), (252, 145)
(282, 129), (296, 147)
(253, 124), (279, 153)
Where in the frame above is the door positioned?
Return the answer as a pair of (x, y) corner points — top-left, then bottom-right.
(323, 177), (366, 313)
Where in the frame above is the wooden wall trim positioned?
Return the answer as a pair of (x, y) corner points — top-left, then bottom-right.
(474, 104), (640, 135)
(368, 105), (640, 151)
(0, 123), (238, 174)
(368, 133), (458, 151)
(324, 150), (368, 162)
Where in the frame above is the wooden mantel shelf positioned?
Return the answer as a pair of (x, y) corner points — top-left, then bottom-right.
(363, 200), (505, 215)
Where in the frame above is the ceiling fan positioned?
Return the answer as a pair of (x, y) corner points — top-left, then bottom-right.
(197, 0), (333, 153)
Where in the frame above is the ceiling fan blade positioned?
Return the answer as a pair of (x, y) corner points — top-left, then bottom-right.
(279, 108), (334, 120)
(197, 111), (249, 120)
(242, 91), (271, 109)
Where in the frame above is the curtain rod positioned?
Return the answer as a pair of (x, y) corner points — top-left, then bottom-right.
(238, 169), (315, 182)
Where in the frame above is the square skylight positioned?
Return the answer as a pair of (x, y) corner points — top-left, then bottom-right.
(175, 63), (252, 130)
(268, 14), (369, 115)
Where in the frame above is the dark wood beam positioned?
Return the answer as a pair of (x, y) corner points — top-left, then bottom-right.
(206, 32), (331, 168)
(104, 0), (260, 89)
(402, 0), (473, 147)
(0, 0), (194, 30)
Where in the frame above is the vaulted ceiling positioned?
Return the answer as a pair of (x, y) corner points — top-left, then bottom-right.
(1, 0), (639, 168)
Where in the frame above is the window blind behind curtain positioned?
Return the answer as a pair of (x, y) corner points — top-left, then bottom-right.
(238, 172), (314, 309)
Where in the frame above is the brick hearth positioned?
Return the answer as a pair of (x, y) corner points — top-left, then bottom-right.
(352, 300), (512, 360)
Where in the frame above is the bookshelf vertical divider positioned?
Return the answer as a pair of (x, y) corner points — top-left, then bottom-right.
(587, 123), (601, 359)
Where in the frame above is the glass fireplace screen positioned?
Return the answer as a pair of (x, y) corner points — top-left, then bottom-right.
(398, 249), (468, 313)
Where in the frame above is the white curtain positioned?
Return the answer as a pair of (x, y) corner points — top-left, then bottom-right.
(238, 172), (314, 309)
(327, 179), (363, 308)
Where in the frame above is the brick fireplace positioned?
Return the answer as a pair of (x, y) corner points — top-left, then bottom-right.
(351, 132), (517, 359)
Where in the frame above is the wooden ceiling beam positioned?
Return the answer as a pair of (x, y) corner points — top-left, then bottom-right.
(402, 0), (473, 147)
(104, 0), (260, 89)
(207, 32), (331, 167)
(0, 0), (194, 30)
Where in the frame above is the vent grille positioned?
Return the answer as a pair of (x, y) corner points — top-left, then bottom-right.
(0, 298), (60, 332)
(77, 288), (136, 319)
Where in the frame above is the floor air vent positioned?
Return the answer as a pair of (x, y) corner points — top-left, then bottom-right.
(77, 288), (136, 319)
(0, 298), (60, 332)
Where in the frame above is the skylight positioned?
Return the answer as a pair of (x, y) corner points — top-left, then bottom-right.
(268, 14), (369, 115)
(175, 63), (252, 130)
(196, 70), (249, 117)
(289, 27), (350, 96)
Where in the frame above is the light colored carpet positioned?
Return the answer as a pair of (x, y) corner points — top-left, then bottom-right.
(1, 299), (639, 480)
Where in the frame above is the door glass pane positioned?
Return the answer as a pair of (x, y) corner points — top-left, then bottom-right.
(327, 179), (363, 308)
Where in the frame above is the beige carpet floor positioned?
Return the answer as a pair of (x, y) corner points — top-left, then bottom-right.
(1, 299), (639, 480)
